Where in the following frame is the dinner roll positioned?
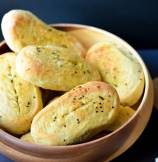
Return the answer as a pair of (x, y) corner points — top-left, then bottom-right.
(106, 105), (135, 131)
(1, 10), (85, 57)
(16, 45), (101, 91)
(0, 53), (43, 135)
(31, 81), (120, 146)
(21, 132), (35, 144)
(86, 42), (144, 106)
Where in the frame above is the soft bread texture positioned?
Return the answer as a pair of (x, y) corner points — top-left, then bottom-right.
(0, 53), (43, 135)
(31, 81), (120, 146)
(16, 45), (101, 91)
(106, 105), (135, 131)
(1, 10), (85, 57)
(21, 132), (35, 143)
(86, 42), (144, 106)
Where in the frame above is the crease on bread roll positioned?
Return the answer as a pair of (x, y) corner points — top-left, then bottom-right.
(31, 81), (120, 146)
(106, 105), (135, 131)
(1, 9), (85, 57)
(21, 132), (35, 143)
(16, 45), (101, 91)
(0, 53), (43, 135)
(86, 42), (144, 106)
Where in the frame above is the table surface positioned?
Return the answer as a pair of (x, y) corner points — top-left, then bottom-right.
(0, 49), (158, 162)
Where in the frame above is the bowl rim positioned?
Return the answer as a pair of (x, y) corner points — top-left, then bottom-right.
(0, 23), (152, 154)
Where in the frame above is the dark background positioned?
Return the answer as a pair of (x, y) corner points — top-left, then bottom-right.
(0, 0), (158, 49)
(0, 1), (158, 162)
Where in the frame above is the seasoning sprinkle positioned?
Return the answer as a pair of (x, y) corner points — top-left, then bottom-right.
(61, 44), (67, 48)
(52, 51), (57, 55)
(53, 116), (57, 122)
(87, 70), (90, 74)
(48, 28), (52, 31)
(77, 118), (80, 124)
(99, 96), (104, 100)
(81, 103), (85, 106)
(114, 84), (118, 87)
(36, 47), (41, 53)
(26, 101), (31, 107)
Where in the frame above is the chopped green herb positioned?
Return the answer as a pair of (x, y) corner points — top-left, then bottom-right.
(48, 28), (52, 31)
(77, 118), (80, 124)
(114, 84), (118, 87)
(99, 96), (104, 100)
(61, 44), (67, 48)
(36, 47), (41, 53)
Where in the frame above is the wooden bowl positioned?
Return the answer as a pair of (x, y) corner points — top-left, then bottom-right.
(0, 24), (154, 162)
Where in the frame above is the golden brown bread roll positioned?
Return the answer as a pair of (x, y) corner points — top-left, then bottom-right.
(1, 10), (85, 57)
(0, 53), (43, 135)
(86, 42), (144, 106)
(31, 81), (120, 146)
(106, 105), (135, 131)
(16, 45), (101, 91)
(20, 132), (35, 143)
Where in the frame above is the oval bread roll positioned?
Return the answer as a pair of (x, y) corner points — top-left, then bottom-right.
(16, 45), (101, 91)
(31, 81), (120, 146)
(1, 10), (85, 57)
(0, 53), (43, 135)
(21, 132), (35, 143)
(106, 105), (135, 131)
(86, 42), (144, 106)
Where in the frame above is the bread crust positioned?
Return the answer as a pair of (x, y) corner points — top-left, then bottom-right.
(1, 10), (85, 57)
(106, 105), (135, 131)
(0, 53), (43, 135)
(31, 81), (120, 146)
(16, 45), (101, 91)
(21, 132), (35, 143)
(86, 42), (144, 106)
